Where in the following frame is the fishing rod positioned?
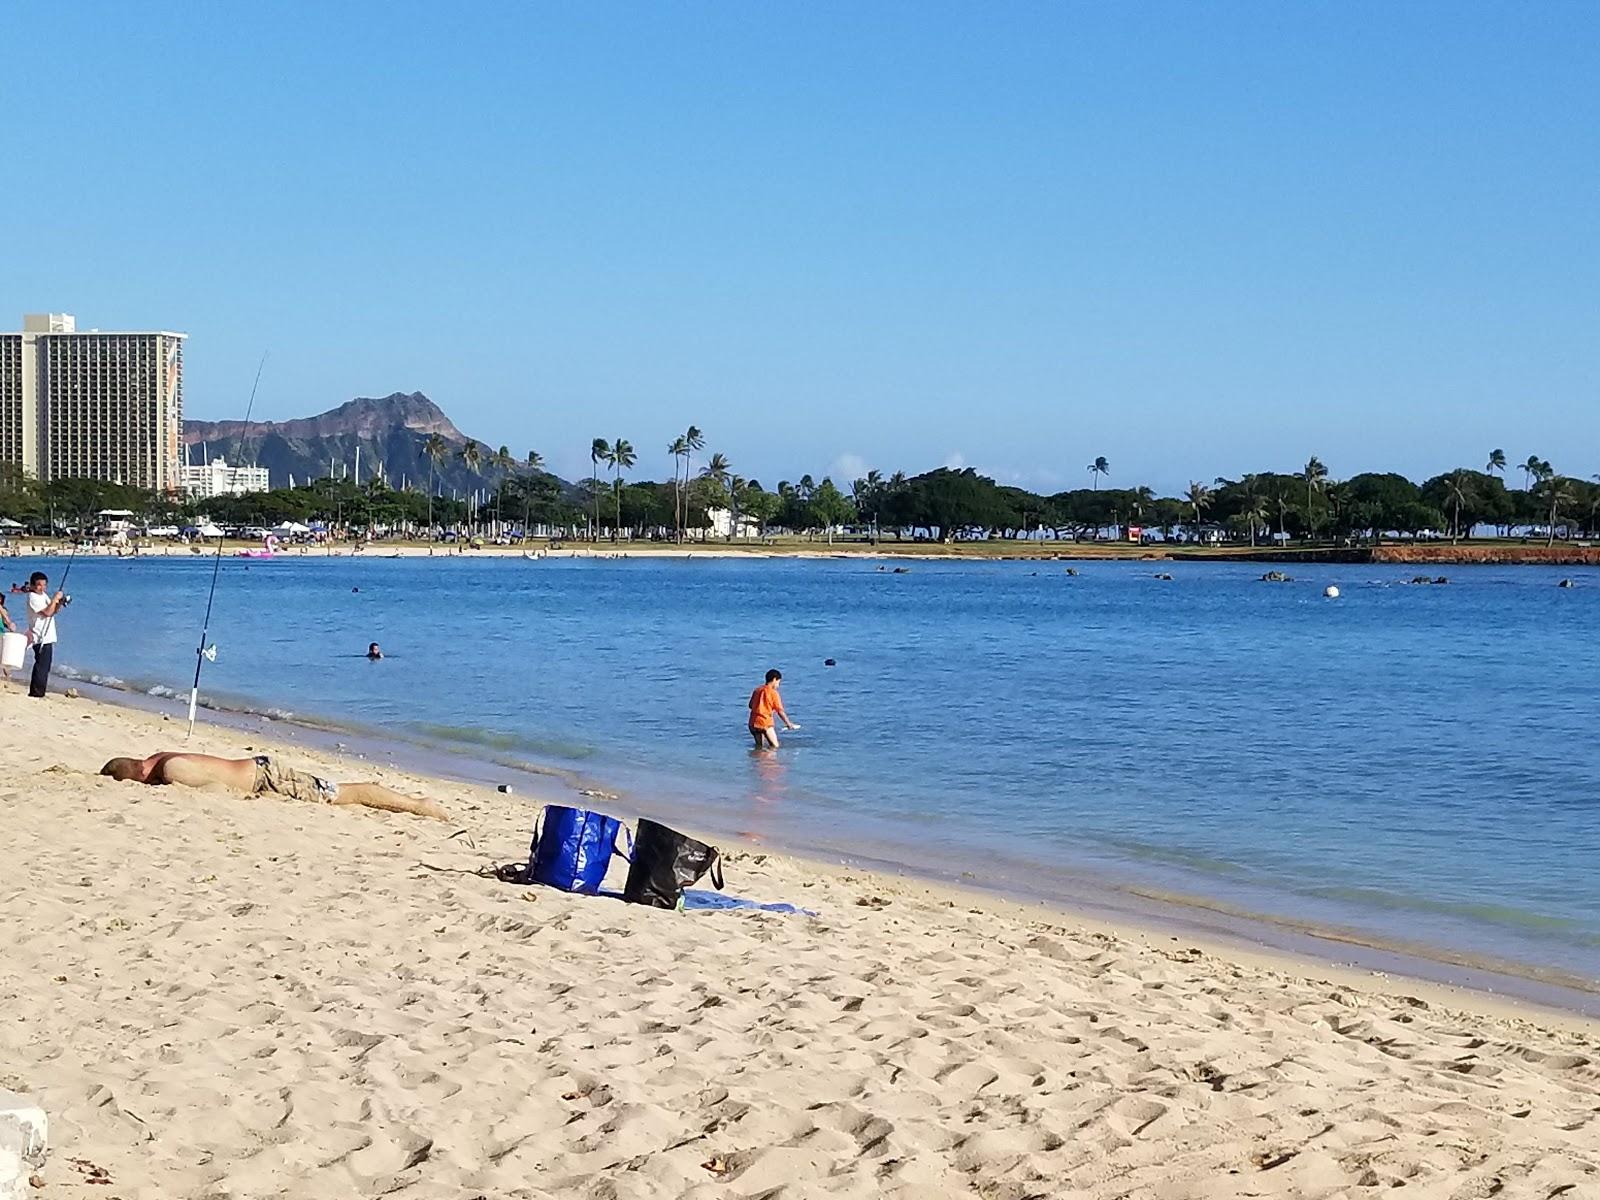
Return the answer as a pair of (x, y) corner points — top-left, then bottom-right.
(27, 530), (81, 647)
(186, 352), (268, 738)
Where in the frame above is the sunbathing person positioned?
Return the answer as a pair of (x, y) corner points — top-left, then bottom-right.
(100, 752), (447, 819)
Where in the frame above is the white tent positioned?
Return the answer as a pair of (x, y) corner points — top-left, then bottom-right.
(0, 518), (22, 528)
(196, 523), (225, 539)
(273, 520), (311, 534)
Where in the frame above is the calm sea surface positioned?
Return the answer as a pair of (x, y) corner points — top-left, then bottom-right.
(36, 553), (1600, 982)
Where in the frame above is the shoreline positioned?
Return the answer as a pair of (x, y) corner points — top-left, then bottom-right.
(47, 672), (1600, 1020)
(3, 684), (1599, 1196)
(10, 537), (1600, 566)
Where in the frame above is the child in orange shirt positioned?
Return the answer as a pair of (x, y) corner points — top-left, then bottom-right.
(748, 668), (800, 749)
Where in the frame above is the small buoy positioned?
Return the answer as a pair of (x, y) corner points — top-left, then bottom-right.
(1324, 585), (1340, 599)
(824, 658), (836, 667)
(497, 784), (514, 794)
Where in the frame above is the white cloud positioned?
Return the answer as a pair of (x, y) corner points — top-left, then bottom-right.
(832, 452), (867, 482)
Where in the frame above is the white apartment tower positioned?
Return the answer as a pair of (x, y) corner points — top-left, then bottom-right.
(0, 313), (188, 492)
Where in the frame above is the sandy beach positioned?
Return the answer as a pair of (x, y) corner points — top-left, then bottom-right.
(2, 686), (1597, 1198)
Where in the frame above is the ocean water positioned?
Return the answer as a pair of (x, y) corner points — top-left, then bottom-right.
(33, 552), (1600, 983)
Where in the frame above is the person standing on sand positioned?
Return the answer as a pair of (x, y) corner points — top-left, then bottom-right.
(25, 571), (66, 699)
(0, 594), (15, 681)
(748, 668), (800, 750)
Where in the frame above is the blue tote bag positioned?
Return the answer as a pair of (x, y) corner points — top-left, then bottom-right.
(527, 805), (631, 893)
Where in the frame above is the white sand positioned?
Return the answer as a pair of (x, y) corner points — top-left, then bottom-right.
(1, 686), (1596, 1198)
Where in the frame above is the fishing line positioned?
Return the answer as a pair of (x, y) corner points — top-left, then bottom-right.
(186, 351), (268, 738)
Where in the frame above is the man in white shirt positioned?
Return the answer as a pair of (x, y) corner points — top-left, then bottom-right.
(25, 571), (66, 698)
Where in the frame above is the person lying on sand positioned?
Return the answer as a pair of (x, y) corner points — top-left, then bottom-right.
(99, 752), (447, 819)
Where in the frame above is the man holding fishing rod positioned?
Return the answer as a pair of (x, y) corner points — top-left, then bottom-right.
(25, 571), (68, 698)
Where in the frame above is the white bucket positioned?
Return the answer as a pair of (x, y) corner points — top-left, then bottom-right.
(1, 631), (26, 671)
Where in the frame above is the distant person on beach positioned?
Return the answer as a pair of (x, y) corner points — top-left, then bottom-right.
(367, 642), (383, 660)
(99, 752), (447, 819)
(25, 571), (66, 699)
(0, 595), (14, 681)
(748, 668), (799, 750)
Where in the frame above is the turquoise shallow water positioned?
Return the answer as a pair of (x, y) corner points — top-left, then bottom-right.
(36, 553), (1600, 981)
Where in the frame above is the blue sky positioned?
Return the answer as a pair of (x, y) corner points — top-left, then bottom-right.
(2, 1), (1595, 494)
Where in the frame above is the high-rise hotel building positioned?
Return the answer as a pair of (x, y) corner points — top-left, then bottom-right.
(0, 313), (188, 492)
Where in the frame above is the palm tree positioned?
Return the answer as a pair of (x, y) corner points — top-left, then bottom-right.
(1186, 481), (1212, 538)
(1521, 454), (1544, 492)
(490, 445), (516, 531)
(798, 473), (815, 500)
(681, 426), (704, 540)
(1541, 476), (1574, 547)
(668, 435), (689, 542)
(459, 440), (483, 531)
(588, 438), (610, 540)
(608, 438), (636, 540)
(1088, 456), (1109, 489)
(1302, 456), (1329, 541)
(851, 468), (885, 538)
(1243, 495), (1270, 548)
(697, 452), (731, 542)
(527, 450), (547, 534)
(420, 432), (447, 534)
(701, 452), (731, 489)
(1444, 470), (1471, 544)
(1486, 448), (1506, 478)
(728, 474), (747, 541)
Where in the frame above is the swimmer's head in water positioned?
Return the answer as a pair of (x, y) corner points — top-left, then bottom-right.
(367, 643), (382, 659)
(100, 757), (145, 782)
(765, 668), (782, 684)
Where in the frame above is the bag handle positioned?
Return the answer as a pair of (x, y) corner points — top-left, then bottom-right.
(614, 824), (634, 862)
(709, 850), (724, 891)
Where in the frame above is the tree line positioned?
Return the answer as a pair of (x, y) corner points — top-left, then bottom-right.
(2, 442), (1598, 546)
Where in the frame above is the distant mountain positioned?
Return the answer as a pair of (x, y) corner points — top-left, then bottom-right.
(183, 392), (553, 495)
